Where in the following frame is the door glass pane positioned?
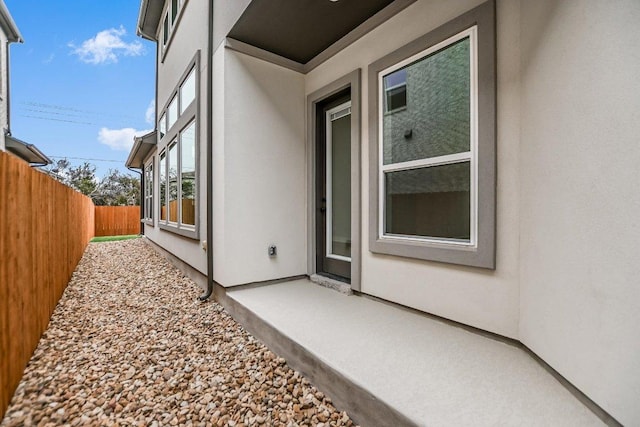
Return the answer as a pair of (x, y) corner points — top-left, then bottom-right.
(160, 153), (166, 221)
(329, 113), (351, 258)
(385, 162), (470, 240)
(181, 122), (196, 226)
(168, 142), (178, 223)
(382, 37), (470, 164)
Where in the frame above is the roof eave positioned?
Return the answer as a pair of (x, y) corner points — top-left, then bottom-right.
(0, 1), (23, 43)
(137, 0), (161, 42)
(125, 131), (157, 169)
(5, 136), (52, 165)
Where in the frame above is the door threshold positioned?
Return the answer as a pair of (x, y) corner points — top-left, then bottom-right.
(310, 273), (353, 295)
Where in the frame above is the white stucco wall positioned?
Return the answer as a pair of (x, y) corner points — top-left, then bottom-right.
(213, 48), (307, 286)
(144, 0), (209, 274)
(306, 0), (521, 338)
(518, 1), (640, 425)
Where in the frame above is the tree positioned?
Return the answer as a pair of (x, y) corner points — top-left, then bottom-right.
(43, 160), (97, 196)
(92, 169), (140, 206)
(41, 159), (140, 206)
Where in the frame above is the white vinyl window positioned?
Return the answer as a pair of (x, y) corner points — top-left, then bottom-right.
(144, 162), (154, 221)
(180, 68), (196, 114)
(167, 96), (178, 130)
(158, 123), (197, 229)
(379, 28), (477, 246)
(368, 0), (495, 269)
(160, 0), (187, 56)
(159, 113), (166, 139)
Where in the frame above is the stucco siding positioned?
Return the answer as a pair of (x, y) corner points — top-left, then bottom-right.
(518, 1), (640, 425)
(214, 48), (307, 286)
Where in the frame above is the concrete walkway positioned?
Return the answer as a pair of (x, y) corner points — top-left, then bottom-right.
(228, 280), (604, 426)
(0, 240), (356, 427)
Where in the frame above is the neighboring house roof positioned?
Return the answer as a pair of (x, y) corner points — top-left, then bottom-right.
(126, 131), (157, 169)
(137, 0), (164, 41)
(5, 135), (51, 165)
(0, 0), (23, 43)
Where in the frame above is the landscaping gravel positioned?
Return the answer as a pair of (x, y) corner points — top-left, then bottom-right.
(1, 239), (357, 427)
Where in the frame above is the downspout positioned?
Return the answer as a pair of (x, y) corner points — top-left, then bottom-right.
(6, 40), (11, 132)
(127, 166), (144, 235)
(199, 0), (214, 302)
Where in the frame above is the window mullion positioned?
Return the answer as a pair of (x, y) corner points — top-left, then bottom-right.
(381, 151), (471, 173)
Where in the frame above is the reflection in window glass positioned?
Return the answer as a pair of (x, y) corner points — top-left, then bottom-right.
(382, 37), (470, 165)
(180, 68), (196, 114)
(159, 152), (167, 221)
(384, 69), (406, 113)
(181, 122), (196, 226)
(163, 14), (168, 46)
(168, 96), (178, 130)
(171, 0), (178, 24)
(385, 162), (470, 241)
(168, 142), (178, 223)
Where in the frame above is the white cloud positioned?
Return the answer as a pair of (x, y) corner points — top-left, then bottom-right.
(145, 99), (155, 124)
(43, 53), (55, 64)
(98, 127), (152, 151)
(70, 26), (144, 65)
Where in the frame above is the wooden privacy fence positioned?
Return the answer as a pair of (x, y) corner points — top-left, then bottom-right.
(0, 151), (95, 419)
(94, 206), (141, 236)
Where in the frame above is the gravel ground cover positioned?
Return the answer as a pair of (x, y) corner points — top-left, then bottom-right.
(1, 239), (357, 427)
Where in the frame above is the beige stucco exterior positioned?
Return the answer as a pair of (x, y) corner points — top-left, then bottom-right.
(136, 0), (640, 424)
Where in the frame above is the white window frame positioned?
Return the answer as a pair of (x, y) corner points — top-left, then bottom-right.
(167, 140), (179, 225)
(378, 27), (478, 249)
(144, 162), (154, 222)
(180, 67), (196, 115)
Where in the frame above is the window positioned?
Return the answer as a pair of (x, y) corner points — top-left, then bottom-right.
(160, 0), (187, 56)
(160, 152), (167, 221)
(368, 0), (495, 269)
(144, 163), (154, 221)
(180, 68), (196, 114)
(167, 96), (178, 130)
(168, 141), (178, 223)
(180, 122), (196, 226)
(382, 34), (472, 242)
(171, 0), (178, 24)
(162, 14), (169, 46)
(159, 113), (166, 138)
(156, 54), (200, 238)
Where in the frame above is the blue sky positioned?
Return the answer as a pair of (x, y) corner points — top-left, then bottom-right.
(5, 0), (155, 177)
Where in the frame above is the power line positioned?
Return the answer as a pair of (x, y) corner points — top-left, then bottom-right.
(20, 114), (97, 126)
(21, 101), (141, 120)
(49, 155), (125, 163)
